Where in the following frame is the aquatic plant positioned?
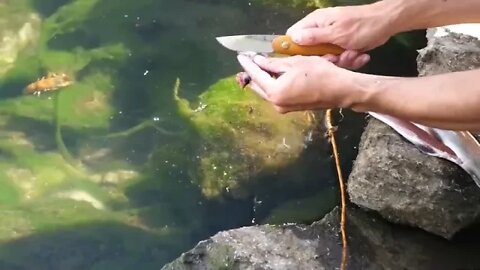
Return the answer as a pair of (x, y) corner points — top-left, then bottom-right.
(172, 76), (320, 199)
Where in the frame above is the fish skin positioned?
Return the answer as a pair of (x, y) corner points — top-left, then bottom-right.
(369, 112), (480, 188)
(426, 128), (480, 186)
(368, 112), (459, 162)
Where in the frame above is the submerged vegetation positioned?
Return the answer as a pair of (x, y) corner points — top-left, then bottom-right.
(0, 0), (425, 269)
(173, 77), (319, 198)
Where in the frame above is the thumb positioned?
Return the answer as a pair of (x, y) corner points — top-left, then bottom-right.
(290, 27), (335, 46)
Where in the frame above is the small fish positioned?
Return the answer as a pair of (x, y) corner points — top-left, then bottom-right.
(235, 72), (480, 187)
(24, 72), (73, 95)
(236, 72), (251, 89)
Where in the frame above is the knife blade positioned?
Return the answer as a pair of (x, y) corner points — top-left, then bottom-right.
(216, 34), (345, 56)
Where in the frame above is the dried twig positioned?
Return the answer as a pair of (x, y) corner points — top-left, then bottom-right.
(325, 108), (348, 270)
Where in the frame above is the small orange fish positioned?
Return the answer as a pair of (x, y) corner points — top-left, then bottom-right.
(24, 72), (73, 95)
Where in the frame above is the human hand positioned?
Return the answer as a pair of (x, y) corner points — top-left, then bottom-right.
(236, 54), (366, 113)
(286, 3), (395, 69)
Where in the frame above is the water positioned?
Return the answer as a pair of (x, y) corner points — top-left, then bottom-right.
(0, 0), (423, 269)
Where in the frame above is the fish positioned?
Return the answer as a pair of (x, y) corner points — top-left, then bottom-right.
(24, 72), (73, 96)
(371, 112), (480, 185)
(236, 72), (480, 187)
(236, 72), (251, 89)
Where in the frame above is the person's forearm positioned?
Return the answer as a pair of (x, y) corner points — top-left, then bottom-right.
(351, 69), (480, 131)
(371, 0), (480, 35)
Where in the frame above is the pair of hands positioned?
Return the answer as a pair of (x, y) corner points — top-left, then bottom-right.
(237, 5), (394, 113)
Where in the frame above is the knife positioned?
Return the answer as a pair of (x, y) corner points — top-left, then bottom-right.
(216, 34), (345, 56)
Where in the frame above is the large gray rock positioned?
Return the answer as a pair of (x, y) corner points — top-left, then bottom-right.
(347, 24), (480, 239)
(162, 206), (480, 270)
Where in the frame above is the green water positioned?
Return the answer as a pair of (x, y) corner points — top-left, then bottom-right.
(0, 0), (424, 269)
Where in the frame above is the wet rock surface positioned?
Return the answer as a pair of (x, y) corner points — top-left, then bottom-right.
(161, 207), (367, 270)
(162, 206), (480, 270)
(348, 25), (480, 239)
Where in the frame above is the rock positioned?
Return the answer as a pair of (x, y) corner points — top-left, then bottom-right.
(0, 10), (41, 75)
(172, 77), (320, 199)
(418, 26), (480, 76)
(162, 206), (480, 270)
(347, 24), (480, 239)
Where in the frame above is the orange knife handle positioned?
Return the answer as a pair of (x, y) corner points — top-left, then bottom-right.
(272, 35), (345, 56)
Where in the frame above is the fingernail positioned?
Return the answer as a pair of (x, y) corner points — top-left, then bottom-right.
(253, 55), (266, 64)
(323, 54), (338, 63)
(237, 54), (250, 66)
(359, 54), (370, 64)
(291, 32), (302, 43)
(351, 54), (370, 70)
(237, 54), (245, 62)
(361, 54), (370, 63)
(238, 51), (257, 59)
(286, 27), (293, 35)
(346, 51), (355, 61)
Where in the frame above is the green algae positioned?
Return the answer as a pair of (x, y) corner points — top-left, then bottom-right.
(173, 76), (319, 199)
(0, 0), (408, 268)
(253, 0), (332, 8)
(0, 0), (128, 132)
(40, 0), (100, 46)
(253, 0), (381, 8)
(0, 174), (20, 206)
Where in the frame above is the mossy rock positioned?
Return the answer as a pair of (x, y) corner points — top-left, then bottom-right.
(173, 77), (320, 199)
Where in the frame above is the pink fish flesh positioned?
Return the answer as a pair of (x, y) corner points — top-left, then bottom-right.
(235, 72), (480, 187)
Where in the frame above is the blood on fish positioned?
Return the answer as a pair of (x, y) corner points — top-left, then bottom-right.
(236, 72), (251, 89)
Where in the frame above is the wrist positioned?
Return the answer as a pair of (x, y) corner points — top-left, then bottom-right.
(346, 72), (394, 113)
(369, 0), (431, 35)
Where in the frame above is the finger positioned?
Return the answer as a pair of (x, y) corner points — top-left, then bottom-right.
(335, 50), (355, 68)
(237, 54), (276, 93)
(253, 55), (291, 74)
(287, 27), (335, 46)
(247, 81), (269, 100)
(351, 54), (370, 70)
(342, 53), (370, 70)
(335, 51), (369, 70)
(273, 103), (332, 114)
(322, 54), (339, 63)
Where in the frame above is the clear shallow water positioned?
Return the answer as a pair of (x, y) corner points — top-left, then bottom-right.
(0, 0), (423, 269)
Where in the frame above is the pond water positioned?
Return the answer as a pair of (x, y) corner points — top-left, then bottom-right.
(0, 0), (424, 269)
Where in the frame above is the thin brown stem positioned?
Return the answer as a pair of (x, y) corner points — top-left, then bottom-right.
(325, 109), (348, 270)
